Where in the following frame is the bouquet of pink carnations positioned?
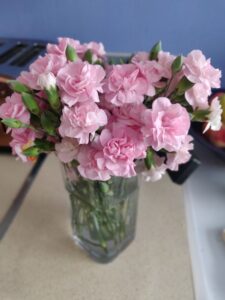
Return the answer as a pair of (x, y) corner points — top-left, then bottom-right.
(0, 38), (222, 181)
(0, 38), (222, 180)
(0, 38), (223, 261)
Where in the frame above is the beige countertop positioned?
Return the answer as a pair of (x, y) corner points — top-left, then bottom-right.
(0, 154), (193, 300)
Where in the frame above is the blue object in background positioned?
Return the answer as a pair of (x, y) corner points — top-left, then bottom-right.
(0, 0), (225, 83)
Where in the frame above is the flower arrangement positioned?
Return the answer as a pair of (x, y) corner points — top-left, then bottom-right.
(0, 37), (223, 262)
(0, 38), (222, 180)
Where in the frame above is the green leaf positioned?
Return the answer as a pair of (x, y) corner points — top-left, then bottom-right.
(171, 55), (183, 74)
(170, 94), (190, 107)
(30, 114), (41, 128)
(40, 111), (59, 136)
(71, 160), (79, 168)
(149, 41), (162, 60)
(94, 60), (104, 67)
(34, 139), (55, 151)
(108, 57), (116, 65)
(176, 76), (194, 95)
(23, 146), (41, 157)
(119, 58), (126, 64)
(83, 49), (93, 63)
(22, 92), (41, 116)
(144, 148), (155, 170)
(66, 45), (78, 62)
(9, 80), (30, 93)
(1, 118), (28, 129)
(192, 109), (210, 121)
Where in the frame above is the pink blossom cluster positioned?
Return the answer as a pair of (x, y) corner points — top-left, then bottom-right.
(0, 38), (222, 181)
(184, 50), (221, 109)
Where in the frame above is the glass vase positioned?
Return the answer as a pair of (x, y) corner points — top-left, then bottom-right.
(62, 162), (139, 263)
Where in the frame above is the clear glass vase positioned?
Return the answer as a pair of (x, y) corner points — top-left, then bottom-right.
(62, 162), (139, 263)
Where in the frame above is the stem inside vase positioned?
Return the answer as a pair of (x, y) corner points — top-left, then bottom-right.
(62, 163), (139, 263)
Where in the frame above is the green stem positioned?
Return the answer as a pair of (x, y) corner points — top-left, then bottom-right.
(68, 175), (138, 256)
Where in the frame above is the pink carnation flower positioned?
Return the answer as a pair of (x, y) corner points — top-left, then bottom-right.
(185, 82), (210, 109)
(142, 97), (190, 151)
(101, 123), (146, 158)
(18, 54), (66, 90)
(166, 135), (193, 171)
(57, 61), (105, 106)
(184, 50), (221, 88)
(135, 60), (164, 96)
(112, 103), (146, 128)
(157, 51), (176, 79)
(131, 52), (149, 63)
(10, 128), (36, 162)
(98, 124), (146, 177)
(77, 123), (147, 180)
(103, 64), (147, 106)
(132, 50), (175, 80)
(47, 37), (83, 56)
(77, 146), (111, 181)
(98, 129), (137, 177)
(55, 138), (79, 163)
(30, 54), (67, 75)
(59, 102), (108, 144)
(17, 72), (38, 90)
(0, 93), (29, 128)
(47, 38), (105, 63)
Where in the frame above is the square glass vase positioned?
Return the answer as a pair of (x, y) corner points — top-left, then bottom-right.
(62, 162), (139, 263)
